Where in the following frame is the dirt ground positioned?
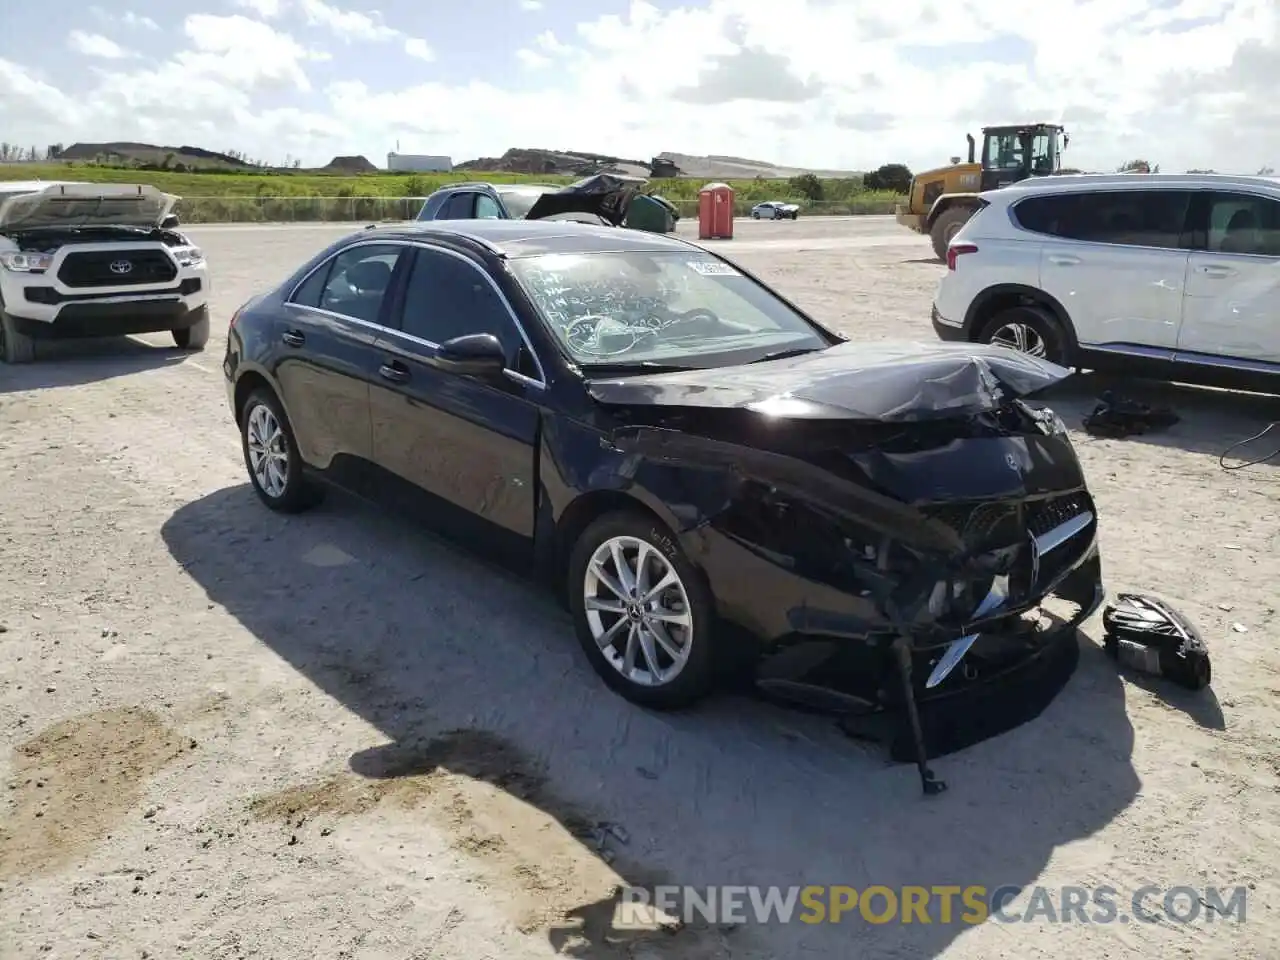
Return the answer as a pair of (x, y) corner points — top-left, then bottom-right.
(2, 216), (1279, 960)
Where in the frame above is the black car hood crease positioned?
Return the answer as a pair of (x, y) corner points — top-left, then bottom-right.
(585, 340), (1072, 421)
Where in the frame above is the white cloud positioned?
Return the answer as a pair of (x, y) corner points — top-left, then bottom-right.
(404, 37), (435, 61)
(68, 30), (134, 60)
(89, 7), (160, 30)
(6, 0), (1280, 173)
(520, 0), (544, 10)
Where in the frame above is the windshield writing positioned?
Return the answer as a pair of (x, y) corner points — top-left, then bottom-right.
(508, 251), (826, 367)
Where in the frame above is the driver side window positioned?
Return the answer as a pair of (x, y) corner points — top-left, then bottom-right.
(397, 247), (527, 368)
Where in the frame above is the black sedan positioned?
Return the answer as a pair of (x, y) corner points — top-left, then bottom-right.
(223, 220), (1104, 752)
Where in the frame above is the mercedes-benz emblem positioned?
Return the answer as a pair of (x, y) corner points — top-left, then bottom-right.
(109, 260), (133, 275)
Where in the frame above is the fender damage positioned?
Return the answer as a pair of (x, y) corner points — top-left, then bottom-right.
(587, 341), (1106, 714)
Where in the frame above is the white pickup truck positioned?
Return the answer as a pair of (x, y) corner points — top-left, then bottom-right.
(0, 181), (211, 363)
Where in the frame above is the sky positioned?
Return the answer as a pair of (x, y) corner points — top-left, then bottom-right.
(1, 0), (1278, 174)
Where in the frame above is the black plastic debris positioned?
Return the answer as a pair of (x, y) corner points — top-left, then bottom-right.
(1102, 593), (1211, 689)
(1083, 391), (1179, 438)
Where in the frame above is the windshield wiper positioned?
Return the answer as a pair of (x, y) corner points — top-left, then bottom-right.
(748, 347), (820, 364)
(580, 359), (697, 373)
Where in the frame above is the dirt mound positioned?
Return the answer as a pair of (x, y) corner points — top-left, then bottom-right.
(322, 155), (378, 173)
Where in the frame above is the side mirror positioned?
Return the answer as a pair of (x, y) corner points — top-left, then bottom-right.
(434, 333), (507, 378)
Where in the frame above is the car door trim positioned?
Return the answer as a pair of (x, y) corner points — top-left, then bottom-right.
(283, 238), (548, 390)
(1084, 341), (1280, 376)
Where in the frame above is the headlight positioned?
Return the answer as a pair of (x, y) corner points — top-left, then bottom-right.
(1032, 405), (1069, 436)
(174, 247), (205, 267)
(0, 251), (53, 272)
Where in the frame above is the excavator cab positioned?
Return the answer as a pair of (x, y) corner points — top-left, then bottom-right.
(978, 123), (1066, 190)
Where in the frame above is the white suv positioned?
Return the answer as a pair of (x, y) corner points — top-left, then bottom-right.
(931, 173), (1280, 391)
(0, 181), (211, 364)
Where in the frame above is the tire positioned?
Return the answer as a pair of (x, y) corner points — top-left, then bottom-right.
(752, 212), (760, 219)
(567, 510), (718, 710)
(174, 307), (211, 350)
(929, 206), (974, 260)
(976, 305), (1070, 366)
(239, 387), (321, 513)
(0, 310), (35, 364)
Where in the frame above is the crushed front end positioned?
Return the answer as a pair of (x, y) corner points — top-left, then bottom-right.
(609, 393), (1104, 791)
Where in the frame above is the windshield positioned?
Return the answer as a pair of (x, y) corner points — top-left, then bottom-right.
(499, 186), (558, 219)
(507, 250), (829, 368)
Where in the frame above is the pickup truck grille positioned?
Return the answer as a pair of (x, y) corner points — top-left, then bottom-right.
(57, 250), (178, 288)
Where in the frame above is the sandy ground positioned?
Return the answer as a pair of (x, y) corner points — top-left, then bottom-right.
(2, 216), (1279, 960)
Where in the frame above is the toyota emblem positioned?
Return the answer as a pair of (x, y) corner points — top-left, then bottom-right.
(109, 260), (133, 275)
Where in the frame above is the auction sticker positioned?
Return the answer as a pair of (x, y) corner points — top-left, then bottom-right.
(688, 260), (740, 276)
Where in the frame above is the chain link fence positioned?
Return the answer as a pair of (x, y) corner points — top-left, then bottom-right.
(173, 195), (900, 224)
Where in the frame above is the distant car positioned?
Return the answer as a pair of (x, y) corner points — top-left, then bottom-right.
(931, 171), (1280, 392)
(751, 201), (800, 220)
(223, 218), (1103, 722)
(0, 181), (210, 364)
(416, 175), (650, 227)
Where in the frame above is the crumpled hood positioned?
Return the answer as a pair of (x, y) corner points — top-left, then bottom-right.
(0, 182), (179, 232)
(526, 173), (646, 226)
(585, 339), (1072, 421)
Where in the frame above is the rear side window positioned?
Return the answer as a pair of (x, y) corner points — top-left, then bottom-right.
(1204, 192), (1280, 257)
(292, 243), (405, 325)
(438, 192), (475, 219)
(1012, 190), (1193, 250)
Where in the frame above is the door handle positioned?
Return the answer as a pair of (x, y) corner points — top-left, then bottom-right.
(1048, 254), (1081, 265)
(282, 330), (305, 347)
(1198, 264), (1236, 278)
(379, 361), (410, 384)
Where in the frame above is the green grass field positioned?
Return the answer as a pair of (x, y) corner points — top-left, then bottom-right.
(0, 163), (902, 222)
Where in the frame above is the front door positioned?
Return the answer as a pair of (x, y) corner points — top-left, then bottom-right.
(367, 244), (543, 549)
(1178, 190), (1280, 366)
(1020, 188), (1194, 352)
(275, 242), (409, 474)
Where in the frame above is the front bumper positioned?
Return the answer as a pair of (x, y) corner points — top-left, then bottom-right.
(1, 259), (209, 333)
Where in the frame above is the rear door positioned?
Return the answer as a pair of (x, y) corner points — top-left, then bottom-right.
(1178, 190), (1280, 366)
(1017, 188), (1194, 352)
(366, 243), (544, 548)
(277, 241), (409, 475)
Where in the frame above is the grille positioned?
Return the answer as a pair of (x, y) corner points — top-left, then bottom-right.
(1027, 491), (1093, 540)
(57, 249), (178, 288)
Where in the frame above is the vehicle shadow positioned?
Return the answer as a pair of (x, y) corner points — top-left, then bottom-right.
(161, 484), (1140, 959)
(1040, 372), (1280, 469)
(0, 337), (189, 393)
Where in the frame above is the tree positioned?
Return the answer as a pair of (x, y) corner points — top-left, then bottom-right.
(788, 173), (824, 201)
(1259, 165), (1276, 176)
(863, 163), (913, 193)
(1117, 159), (1159, 173)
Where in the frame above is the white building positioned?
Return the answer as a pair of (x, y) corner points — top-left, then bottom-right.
(387, 152), (453, 173)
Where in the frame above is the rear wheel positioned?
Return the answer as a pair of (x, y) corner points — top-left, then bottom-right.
(976, 305), (1069, 365)
(174, 307), (210, 350)
(929, 206), (973, 260)
(567, 511), (718, 709)
(239, 388), (321, 512)
(0, 310), (35, 364)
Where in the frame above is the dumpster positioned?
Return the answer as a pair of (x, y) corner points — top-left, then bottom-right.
(626, 193), (678, 233)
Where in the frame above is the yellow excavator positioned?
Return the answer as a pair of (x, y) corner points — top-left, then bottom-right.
(895, 123), (1069, 259)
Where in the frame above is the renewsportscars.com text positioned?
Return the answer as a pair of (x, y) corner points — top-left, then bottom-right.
(618, 884), (1248, 926)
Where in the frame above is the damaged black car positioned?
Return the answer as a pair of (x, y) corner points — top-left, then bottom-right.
(224, 219), (1104, 786)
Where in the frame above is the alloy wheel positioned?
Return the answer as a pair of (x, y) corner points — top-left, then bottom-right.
(989, 322), (1048, 358)
(583, 535), (693, 687)
(246, 403), (290, 498)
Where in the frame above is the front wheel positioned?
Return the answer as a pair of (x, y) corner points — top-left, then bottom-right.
(929, 206), (973, 260)
(567, 511), (718, 709)
(0, 310), (35, 364)
(174, 306), (211, 350)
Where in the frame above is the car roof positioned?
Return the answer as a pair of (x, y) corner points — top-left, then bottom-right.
(985, 172), (1280, 202)
(359, 219), (697, 258)
(0, 179), (81, 194)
